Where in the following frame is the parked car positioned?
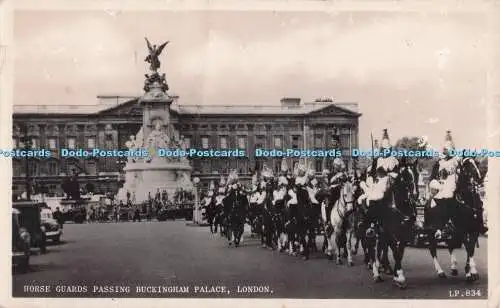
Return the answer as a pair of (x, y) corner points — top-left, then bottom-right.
(12, 201), (47, 254)
(40, 207), (62, 243)
(12, 208), (30, 273)
(157, 203), (194, 221)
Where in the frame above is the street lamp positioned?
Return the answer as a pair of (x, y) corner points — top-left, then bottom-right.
(192, 177), (200, 223)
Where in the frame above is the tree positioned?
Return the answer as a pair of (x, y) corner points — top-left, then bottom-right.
(394, 136), (437, 173)
(394, 136), (421, 151)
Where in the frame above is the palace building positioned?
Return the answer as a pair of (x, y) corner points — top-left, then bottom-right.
(12, 95), (361, 197)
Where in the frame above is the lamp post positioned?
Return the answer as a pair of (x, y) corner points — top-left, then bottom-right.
(20, 124), (32, 201)
(192, 177), (200, 223)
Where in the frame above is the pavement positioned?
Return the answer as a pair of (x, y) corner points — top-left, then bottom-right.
(12, 220), (488, 299)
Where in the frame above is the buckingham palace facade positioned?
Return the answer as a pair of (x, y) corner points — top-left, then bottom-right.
(12, 96), (361, 197)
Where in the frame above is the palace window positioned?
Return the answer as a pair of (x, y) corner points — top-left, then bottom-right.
(291, 135), (301, 149)
(314, 134), (324, 148)
(220, 136), (228, 149)
(12, 138), (17, 149)
(315, 159), (323, 172)
(274, 160), (281, 173)
(48, 138), (57, 150)
(12, 159), (23, 176)
(255, 135), (266, 149)
(67, 137), (76, 149)
(274, 136), (283, 148)
(105, 134), (113, 149)
(184, 136), (191, 149)
(48, 160), (59, 175)
(31, 138), (38, 149)
(331, 135), (341, 148)
(201, 136), (210, 149)
(237, 136), (247, 149)
(85, 160), (97, 175)
(87, 137), (96, 149)
(28, 161), (39, 177)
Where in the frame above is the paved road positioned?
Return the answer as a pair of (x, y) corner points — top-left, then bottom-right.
(13, 220), (488, 299)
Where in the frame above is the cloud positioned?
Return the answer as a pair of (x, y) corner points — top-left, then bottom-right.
(180, 16), (487, 89)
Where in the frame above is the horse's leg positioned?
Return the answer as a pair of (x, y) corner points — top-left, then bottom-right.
(428, 234), (446, 278)
(379, 235), (392, 274)
(334, 230), (343, 265)
(372, 236), (382, 282)
(346, 228), (354, 266)
(464, 233), (479, 282)
(390, 240), (407, 289)
(448, 243), (458, 276)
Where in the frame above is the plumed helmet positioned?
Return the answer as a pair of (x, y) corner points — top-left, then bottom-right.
(322, 168), (330, 177)
(296, 159), (307, 177)
(443, 130), (455, 151)
(381, 129), (391, 149)
(251, 173), (259, 186)
(278, 175), (288, 186)
(261, 164), (274, 180)
(228, 169), (239, 184)
(209, 180), (215, 191)
(219, 175), (226, 187)
(280, 158), (289, 174)
(306, 160), (315, 178)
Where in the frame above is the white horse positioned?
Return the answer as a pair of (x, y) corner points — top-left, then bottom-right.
(325, 181), (356, 265)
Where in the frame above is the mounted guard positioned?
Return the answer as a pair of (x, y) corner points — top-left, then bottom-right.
(223, 170), (248, 247)
(426, 130), (484, 282)
(248, 173), (262, 236)
(214, 175), (226, 236)
(260, 164), (275, 249)
(358, 129), (410, 288)
(273, 159), (291, 251)
(204, 181), (217, 233)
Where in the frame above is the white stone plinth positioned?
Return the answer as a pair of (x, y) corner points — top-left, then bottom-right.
(116, 160), (193, 203)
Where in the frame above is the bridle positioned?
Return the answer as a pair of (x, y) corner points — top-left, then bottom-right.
(336, 182), (354, 220)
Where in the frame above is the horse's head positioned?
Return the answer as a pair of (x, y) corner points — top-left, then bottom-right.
(340, 179), (355, 212)
(460, 157), (482, 185)
(395, 165), (418, 199)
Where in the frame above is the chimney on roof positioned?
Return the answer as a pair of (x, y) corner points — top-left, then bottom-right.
(280, 97), (301, 108)
(314, 97), (334, 103)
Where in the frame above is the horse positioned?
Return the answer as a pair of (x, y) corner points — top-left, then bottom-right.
(214, 194), (226, 236)
(377, 161), (419, 274)
(203, 195), (217, 233)
(360, 168), (415, 288)
(295, 182), (314, 260)
(223, 186), (248, 247)
(426, 157), (483, 282)
(271, 182), (290, 252)
(325, 180), (356, 265)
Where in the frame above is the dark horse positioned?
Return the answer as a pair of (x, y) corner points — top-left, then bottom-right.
(361, 166), (416, 288)
(426, 157), (483, 282)
(223, 186), (249, 247)
(204, 195), (217, 233)
(376, 161), (419, 274)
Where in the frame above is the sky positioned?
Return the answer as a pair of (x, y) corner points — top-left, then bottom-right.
(13, 10), (492, 148)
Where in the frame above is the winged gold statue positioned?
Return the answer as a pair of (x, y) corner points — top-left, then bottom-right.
(144, 37), (169, 72)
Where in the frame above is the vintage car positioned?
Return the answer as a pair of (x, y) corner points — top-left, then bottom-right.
(12, 208), (31, 273)
(157, 202), (194, 221)
(40, 207), (62, 243)
(12, 201), (47, 254)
